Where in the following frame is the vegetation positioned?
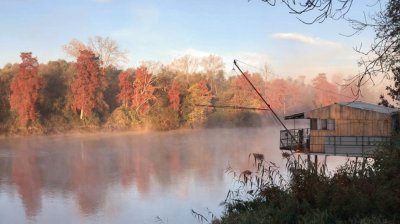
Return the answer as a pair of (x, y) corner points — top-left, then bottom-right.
(209, 138), (400, 224)
(200, 1), (400, 223)
(10, 53), (42, 127)
(0, 47), (377, 135)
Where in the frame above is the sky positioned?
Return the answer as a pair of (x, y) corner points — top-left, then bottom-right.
(0, 0), (386, 79)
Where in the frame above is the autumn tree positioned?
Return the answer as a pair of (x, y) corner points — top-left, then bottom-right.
(266, 77), (311, 115)
(184, 80), (213, 126)
(265, 79), (288, 114)
(229, 73), (263, 109)
(63, 39), (88, 58)
(63, 36), (127, 69)
(311, 73), (340, 107)
(10, 52), (43, 126)
(70, 50), (105, 119)
(131, 66), (156, 115)
(168, 80), (181, 112)
(117, 70), (133, 107)
(201, 54), (224, 94)
(169, 55), (199, 75)
(140, 60), (163, 76)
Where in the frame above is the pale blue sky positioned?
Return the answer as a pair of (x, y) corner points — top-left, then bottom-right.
(0, 0), (385, 78)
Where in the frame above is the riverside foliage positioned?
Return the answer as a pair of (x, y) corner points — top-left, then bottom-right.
(212, 138), (400, 224)
(0, 50), (376, 135)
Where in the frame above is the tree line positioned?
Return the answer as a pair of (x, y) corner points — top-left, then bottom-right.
(0, 40), (376, 135)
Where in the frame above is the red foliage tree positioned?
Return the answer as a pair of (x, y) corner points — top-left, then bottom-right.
(131, 66), (156, 115)
(265, 79), (288, 113)
(10, 52), (43, 126)
(265, 78), (309, 115)
(168, 80), (181, 112)
(70, 50), (104, 119)
(117, 70), (133, 107)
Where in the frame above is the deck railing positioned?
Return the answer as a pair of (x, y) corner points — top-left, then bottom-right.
(279, 128), (390, 156)
(311, 135), (390, 156)
(279, 128), (310, 152)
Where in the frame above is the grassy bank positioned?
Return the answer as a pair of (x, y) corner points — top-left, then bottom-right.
(210, 137), (400, 224)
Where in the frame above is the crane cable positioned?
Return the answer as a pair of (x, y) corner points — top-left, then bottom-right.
(233, 60), (299, 152)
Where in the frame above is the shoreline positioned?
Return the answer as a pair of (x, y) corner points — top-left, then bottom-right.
(0, 124), (270, 140)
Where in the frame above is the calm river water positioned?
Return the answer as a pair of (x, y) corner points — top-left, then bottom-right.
(0, 127), (347, 223)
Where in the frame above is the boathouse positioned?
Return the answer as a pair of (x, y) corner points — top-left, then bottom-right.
(280, 101), (400, 156)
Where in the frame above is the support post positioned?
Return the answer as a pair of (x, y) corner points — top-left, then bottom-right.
(354, 156), (359, 177)
(314, 155), (318, 173)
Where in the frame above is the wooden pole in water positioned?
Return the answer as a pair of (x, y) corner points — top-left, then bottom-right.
(323, 155), (328, 174)
(315, 155), (318, 173)
(354, 156), (359, 177)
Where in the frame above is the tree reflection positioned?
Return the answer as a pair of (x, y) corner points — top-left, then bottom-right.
(0, 129), (279, 221)
(71, 141), (109, 215)
(11, 143), (42, 217)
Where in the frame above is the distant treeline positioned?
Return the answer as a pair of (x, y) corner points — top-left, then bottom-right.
(0, 47), (375, 135)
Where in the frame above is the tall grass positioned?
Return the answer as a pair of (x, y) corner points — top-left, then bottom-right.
(210, 136), (400, 224)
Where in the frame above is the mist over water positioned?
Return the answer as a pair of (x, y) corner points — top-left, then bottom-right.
(0, 127), (348, 223)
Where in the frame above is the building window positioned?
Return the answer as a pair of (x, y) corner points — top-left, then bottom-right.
(311, 119), (335, 130)
(327, 119), (335, 130)
(311, 119), (317, 130)
(318, 119), (327, 130)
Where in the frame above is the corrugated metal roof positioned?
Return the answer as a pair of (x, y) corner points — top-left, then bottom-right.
(337, 101), (399, 114)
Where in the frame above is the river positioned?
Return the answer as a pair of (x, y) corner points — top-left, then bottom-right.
(0, 127), (348, 223)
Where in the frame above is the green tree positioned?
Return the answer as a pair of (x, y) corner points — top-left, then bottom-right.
(38, 60), (72, 120)
(0, 63), (18, 131)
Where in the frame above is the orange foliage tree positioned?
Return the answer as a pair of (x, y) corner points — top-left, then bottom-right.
(168, 80), (181, 112)
(117, 70), (133, 107)
(265, 78), (310, 115)
(70, 50), (104, 119)
(265, 79), (288, 114)
(230, 73), (263, 109)
(10, 52), (43, 126)
(186, 80), (213, 125)
(131, 65), (156, 115)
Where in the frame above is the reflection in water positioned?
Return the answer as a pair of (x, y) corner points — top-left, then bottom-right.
(0, 127), (348, 223)
(12, 144), (42, 217)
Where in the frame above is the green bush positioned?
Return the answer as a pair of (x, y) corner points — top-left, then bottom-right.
(146, 106), (180, 131)
(105, 106), (141, 130)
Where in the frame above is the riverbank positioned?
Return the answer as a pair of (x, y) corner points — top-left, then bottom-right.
(213, 136), (400, 224)
(0, 110), (270, 138)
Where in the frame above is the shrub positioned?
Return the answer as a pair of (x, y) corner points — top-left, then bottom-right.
(146, 106), (180, 131)
(233, 111), (262, 127)
(215, 137), (400, 224)
(105, 106), (141, 130)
